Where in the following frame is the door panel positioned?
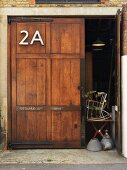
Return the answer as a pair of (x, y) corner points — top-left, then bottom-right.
(52, 111), (80, 144)
(9, 18), (84, 148)
(50, 22), (81, 55)
(17, 22), (47, 54)
(17, 59), (48, 106)
(25, 59), (37, 105)
(37, 59), (46, 105)
(70, 59), (80, 105)
(16, 111), (27, 141)
(52, 59), (80, 105)
(17, 59), (26, 105)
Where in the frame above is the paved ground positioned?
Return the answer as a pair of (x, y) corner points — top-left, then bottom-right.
(0, 163), (127, 170)
(0, 149), (127, 164)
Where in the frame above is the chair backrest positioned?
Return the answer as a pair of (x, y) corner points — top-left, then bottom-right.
(85, 91), (108, 119)
(96, 92), (107, 110)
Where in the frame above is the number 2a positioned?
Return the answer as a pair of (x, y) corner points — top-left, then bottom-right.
(19, 30), (44, 46)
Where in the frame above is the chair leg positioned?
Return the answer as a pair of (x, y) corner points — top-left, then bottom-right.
(92, 122), (107, 138)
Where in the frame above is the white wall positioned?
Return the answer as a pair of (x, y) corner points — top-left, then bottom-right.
(121, 55), (127, 158)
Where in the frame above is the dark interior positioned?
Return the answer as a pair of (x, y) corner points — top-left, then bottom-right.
(83, 18), (116, 146)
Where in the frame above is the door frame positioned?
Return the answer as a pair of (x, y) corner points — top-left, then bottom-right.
(7, 21), (12, 147)
(115, 9), (122, 153)
(7, 15), (121, 150)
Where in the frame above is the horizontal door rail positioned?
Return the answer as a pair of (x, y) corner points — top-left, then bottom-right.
(9, 141), (53, 148)
(16, 105), (81, 112)
(8, 17), (53, 24)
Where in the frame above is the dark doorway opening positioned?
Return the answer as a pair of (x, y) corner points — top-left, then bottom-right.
(84, 18), (116, 147)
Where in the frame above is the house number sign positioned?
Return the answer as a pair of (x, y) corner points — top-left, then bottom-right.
(19, 30), (44, 46)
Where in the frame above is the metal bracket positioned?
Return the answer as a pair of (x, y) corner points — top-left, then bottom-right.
(8, 17), (53, 24)
(8, 141), (53, 148)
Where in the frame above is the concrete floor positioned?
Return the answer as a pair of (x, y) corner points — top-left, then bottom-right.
(0, 149), (127, 164)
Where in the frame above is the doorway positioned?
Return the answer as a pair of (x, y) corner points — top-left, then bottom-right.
(84, 18), (116, 146)
(8, 16), (121, 150)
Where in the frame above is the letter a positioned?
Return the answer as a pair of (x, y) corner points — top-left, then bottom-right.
(30, 30), (44, 45)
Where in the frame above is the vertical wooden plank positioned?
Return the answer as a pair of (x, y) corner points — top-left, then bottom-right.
(25, 59), (37, 105)
(16, 59), (26, 141)
(61, 24), (72, 54)
(51, 59), (61, 141)
(72, 24), (80, 54)
(36, 112), (47, 141)
(52, 59), (60, 105)
(72, 112), (81, 142)
(60, 24), (80, 54)
(60, 59), (71, 105)
(61, 112), (72, 141)
(46, 59), (51, 105)
(70, 59), (80, 105)
(17, 59), (26, 105)
(25, 59), (37, 141)
(36, 59), (48, 141)
(26, 112), (36, 141)
(46, 59), (52, 141)
(37, 59), (46, 105)
(11, 22), (17, 141)
(51, 23), (61, 53)
(52, 112), (61, 142)
(17, 111), (27, 141)
(46, 23), (51, 53)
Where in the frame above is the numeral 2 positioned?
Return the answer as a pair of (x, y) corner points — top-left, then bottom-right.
(19, 30), (29, 45)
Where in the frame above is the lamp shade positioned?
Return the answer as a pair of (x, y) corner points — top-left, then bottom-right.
(87, 138), (102, 152)
(92, 38), (105, 47)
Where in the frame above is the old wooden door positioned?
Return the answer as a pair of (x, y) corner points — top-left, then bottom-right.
(9, 18), (84, 148)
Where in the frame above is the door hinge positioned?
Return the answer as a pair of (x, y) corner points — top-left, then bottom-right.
(115, 105), (118, 112)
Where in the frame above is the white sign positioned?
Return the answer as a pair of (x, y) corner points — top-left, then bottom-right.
(19, 30), (44, 46)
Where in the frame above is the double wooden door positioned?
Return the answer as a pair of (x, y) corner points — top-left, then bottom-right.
(9, 18), (84, 148)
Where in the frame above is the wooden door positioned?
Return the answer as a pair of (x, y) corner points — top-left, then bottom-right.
(9, 18), (85, 148)
(115, 10), (122, 153)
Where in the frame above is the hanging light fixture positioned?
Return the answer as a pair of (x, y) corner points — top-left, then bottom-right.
(92, 19), (106, 48)
(92, 38), (105, 47)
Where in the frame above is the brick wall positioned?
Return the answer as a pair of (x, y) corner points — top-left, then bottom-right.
(122, 4), (127, 55)
(0, 0), (127, 7)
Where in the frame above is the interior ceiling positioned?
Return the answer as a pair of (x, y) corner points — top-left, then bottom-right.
(85, 19), (115, 48)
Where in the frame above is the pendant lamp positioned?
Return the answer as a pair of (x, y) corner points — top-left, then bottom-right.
(92, 38), (105, 47)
